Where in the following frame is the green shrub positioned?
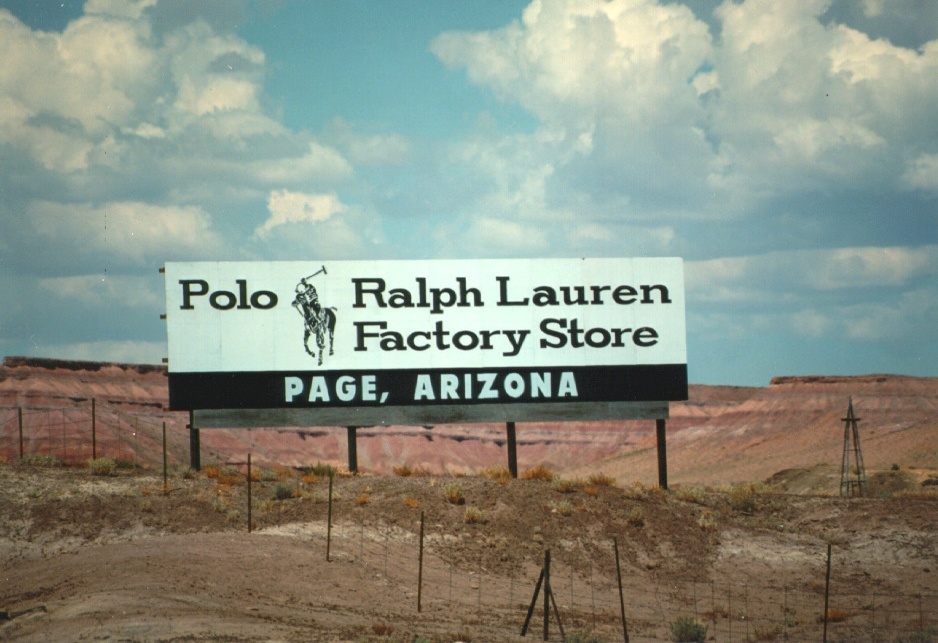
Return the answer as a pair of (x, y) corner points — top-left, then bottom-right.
(675, 485), (708, 505)
(727, 482), (765, 513)
(895, 626), (937, 643)
(626, 506), (644, 526)
(301, 462), (336, 477)
(552, 500), (573, 516)
(87, 457), (118, 476)
(20, 453), (62, 467)
(670, 615), (707, 642)
(272, 483), (294, 500)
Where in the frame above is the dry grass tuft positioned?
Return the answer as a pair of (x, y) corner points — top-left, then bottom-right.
(586, 472), (617, 487)
(622, 480), (648, 500)
(479, 465), (512, 484)
(273, 465), (294, 481)
(394, 464), (432, 477)
(521, 465), (555, 482)
(697, 509), (717, 531)
(626, 506), (645, 527)
(821, 608), (850, 623)
(443, 482), (465, 505)
(551, 478), (578, 493)
(464, 506), (487, 524)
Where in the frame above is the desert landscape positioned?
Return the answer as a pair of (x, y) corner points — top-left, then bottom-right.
(1, 357), (936, 641)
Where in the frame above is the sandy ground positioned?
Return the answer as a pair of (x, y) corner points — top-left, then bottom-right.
(1, 463), (937, 642)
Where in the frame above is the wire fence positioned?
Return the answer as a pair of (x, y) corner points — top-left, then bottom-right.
(275, 509), (936, 642)
(0, 403), (225, 468)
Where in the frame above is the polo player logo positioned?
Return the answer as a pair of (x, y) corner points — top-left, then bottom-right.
(292, 265), (337, 366)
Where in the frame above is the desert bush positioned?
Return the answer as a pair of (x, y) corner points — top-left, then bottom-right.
(443, 482), (465, 505)
(480, 465), (512, 484)
(623, 480), (648, 500)
(272, 483), (294, 501)
(301, 462), (336, 477)
(675, 485), (708, 505)
(565, 631), (605, 643)
(552, 500), (573, 516)
(819, 608), (849, 623)
(697, 509), (717, 531)
(551, 478), (578, 493)
(273, 465), (293, 480)
(392, 463), (431, 477)
(895, 626), (938, 643)
(20, 453), (62, 467)
(87, 457), (117, 476)
(258, 468), (280, 482)
(626, 506), (644, 527)
(669, 615), (707, 642)
(753, 623), (782, 640)
(464, 506), (487, 524)
(372, 623), (394, 636)
(727, 482), (765, 513)
(586, 472), (616, 487)
(521, 464), (555, 481)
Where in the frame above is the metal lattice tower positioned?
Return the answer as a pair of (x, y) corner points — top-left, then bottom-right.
(839, 397), (868, 497)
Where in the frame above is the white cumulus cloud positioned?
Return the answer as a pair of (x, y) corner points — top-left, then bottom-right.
(256, 190), (348, 238)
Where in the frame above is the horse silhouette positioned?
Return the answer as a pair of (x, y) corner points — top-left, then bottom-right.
(292, 278), (336, 366)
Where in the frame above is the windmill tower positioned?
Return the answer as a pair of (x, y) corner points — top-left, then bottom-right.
(839, 397), (868, 497)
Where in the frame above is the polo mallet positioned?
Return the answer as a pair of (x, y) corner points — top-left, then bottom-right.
(303, 265), (327, 281)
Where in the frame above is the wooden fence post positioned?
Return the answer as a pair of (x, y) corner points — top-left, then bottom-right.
(247, 453), (253, 533)
(326, 471), (334, 561)
(823, 543), (832, 642)
(614, 537), (630, 643)
(418, 511), (425, 612)
(162, 421), (167, 489)
(91, 398), (96, 460)
(18, 407), (24, 460)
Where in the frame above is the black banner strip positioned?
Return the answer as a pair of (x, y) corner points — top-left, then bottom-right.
(168, 364), (687, 410)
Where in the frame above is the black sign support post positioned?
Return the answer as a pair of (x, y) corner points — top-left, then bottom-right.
(188, 410), (201, 471)
(347, 426), (358, 473)
(507, 421), (518, 478)
(656, 418), (668, 490)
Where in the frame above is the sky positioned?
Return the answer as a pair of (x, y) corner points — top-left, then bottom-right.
(0, 0), (936, 387)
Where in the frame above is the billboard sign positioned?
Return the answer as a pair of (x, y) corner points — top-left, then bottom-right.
(164, 258), (687, 413)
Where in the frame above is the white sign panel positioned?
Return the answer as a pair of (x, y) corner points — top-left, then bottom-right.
(164, 258), (686, 410)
